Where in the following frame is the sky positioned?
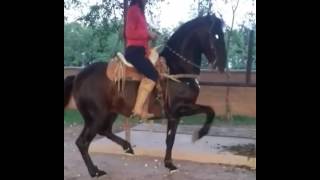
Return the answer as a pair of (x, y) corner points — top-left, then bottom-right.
(64, 0), (256, 31)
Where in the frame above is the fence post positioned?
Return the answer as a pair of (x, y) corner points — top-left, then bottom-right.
(124, 118), (131, 143)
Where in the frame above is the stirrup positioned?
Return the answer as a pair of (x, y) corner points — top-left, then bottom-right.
(141, 113), (156, 120)
(129, 113), (140, 120)
(129, 112), (155, 121)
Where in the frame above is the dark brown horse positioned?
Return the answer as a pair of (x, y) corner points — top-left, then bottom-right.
(64, 14), (226, 177)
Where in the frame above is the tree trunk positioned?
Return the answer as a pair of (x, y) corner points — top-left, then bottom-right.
(225, 0), (240, 122)
(246, 30), (254, 84)
(123, 0), (129, 48)
(124, 118), (131, 143)
(123, 0), (130, 142)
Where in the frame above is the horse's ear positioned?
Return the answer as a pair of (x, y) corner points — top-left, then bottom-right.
(205, 12), (215, 17)
(205, 13), (214, 22)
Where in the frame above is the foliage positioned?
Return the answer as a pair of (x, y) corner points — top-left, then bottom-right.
(64, 22), (123, 66)
(226, 25), (256, 69)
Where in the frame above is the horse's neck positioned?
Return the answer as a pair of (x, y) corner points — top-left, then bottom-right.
(163, 34), (201, 75)
(182, 34), (202, 73)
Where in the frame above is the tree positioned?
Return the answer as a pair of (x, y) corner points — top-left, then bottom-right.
(76, 0), (166, 51)
(64, 0), (171, 67)
(64, 21), (125, 66)
(64, 0), (81, 23)
(225, 0), (240, 121)
(196, 0), (213, 16)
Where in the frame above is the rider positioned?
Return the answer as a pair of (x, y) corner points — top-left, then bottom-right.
(124, 0), (159, 120)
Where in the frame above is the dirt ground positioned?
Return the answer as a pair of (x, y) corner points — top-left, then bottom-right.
(64, 125), (256, 180)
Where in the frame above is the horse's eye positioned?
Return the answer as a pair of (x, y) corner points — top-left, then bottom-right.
(215, 34), (219, 39)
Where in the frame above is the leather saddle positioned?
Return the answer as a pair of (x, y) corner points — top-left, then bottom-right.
(106, 46), (168, 82)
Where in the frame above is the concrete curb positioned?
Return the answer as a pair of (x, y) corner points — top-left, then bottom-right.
(132, 123), (256, 139)
(89, 130), (256, 169)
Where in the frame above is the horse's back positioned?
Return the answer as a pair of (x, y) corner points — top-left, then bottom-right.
(73, 62), (110, 97)
(77, 62), (108, 79)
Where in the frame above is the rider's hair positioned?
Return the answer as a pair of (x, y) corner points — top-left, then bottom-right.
(129, 0), (145, 14)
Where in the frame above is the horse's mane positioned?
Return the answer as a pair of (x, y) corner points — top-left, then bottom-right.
(160, 15), (223, 74)
(167, 17), (207, 48)
(160, 15), (223, 57)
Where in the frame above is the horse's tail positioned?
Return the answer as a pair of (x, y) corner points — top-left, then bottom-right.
(64, 75), (75, 109)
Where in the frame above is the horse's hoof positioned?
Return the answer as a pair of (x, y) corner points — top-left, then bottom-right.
(169, 169), (179, 174)
(96, 170), (107, 177)
(165, 162), (178, 173)
(129, 114), (140, 120)
(125, 152), (134, 156)
(90, 169), (107, 178)
(124, 148), (135, 156)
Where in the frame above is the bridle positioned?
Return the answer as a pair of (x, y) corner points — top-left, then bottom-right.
(164, 15), (219, 70)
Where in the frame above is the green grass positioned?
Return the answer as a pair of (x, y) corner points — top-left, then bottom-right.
(64, 110), (139, 126)
(228, 115), (256, 126)
(64, 110), (255, 126)
(64, 110), (84, 125)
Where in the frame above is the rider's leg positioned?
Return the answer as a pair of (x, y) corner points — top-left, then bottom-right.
(125, 46), (159, 119)
(133, 77), (156, 119)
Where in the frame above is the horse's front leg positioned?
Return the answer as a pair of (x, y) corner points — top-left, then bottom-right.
(164, 117), (180, 173)
(176, 104), (215, 142)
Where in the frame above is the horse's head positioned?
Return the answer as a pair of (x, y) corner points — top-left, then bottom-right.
(160, 14), (227, 74)
(197, 14), (227, 73)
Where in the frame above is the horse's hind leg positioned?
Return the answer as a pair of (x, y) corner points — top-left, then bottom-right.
(75, 111), (106, 177)
(99, 113), (135, 155)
